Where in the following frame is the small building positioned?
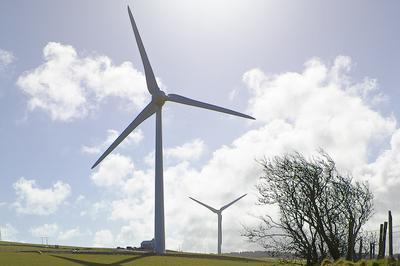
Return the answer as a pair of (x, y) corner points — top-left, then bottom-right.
(140, 239), (154, 250)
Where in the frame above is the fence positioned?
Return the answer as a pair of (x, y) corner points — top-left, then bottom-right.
(361, 211), (400, 259)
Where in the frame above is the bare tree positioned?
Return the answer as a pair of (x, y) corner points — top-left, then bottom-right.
(243, 151), (373, 265)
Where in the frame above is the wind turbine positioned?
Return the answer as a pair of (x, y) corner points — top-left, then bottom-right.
(189, 194), (247, 255)
(91, 6), (255, 255)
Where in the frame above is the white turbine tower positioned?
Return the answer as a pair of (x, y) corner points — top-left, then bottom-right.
(91, 6), (255, 255)
(189, 194), (247, 255)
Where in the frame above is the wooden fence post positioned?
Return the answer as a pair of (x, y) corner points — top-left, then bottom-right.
(383, 221), (388, 258)
(389, 210), (393, 258)
(378, 224), (383, 258)
(370, 242), (373, 259)
(372, 242), (376, 259)
(369, 242), (372, 259)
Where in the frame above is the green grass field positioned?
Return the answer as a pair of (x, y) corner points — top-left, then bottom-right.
(0, 241), (283, 266)
(3, 241), (400, 265)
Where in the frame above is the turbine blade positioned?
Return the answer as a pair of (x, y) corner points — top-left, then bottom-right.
(167, 94), (255, 120)
(220, 194), (247, 211)
(91, 102), (157, 169)
(127, 6), (159, 95)
(189, 197), (218, 213)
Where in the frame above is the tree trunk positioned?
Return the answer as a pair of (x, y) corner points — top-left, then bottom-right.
(346, 218), (355, 261)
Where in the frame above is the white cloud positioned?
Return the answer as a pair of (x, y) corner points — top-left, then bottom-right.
(81, 200), (110, 220)
(58, 228), (82, 240)
(110, 199), (143, 221)
(353, 129), (400, 220)
(82, 129), (144, 155)
(91, 201), (110, 215)
(0, 224), (19, 241)
(30, 223), (59, 238)
(30, 224), (83, 242)
(92, 56), (399, 253)
(93, 230), (114, 247)
(81, 146), (100, 155)
(144, 151), (155, 166)
(0, 48), (15, 67)
(116, 221), (153, 247)
(124, 129), (145, 146)
(13, 177), (71, 215)
(243, 56), (395, 171)
(228, 89), (238, 101)
(16, 42), (150, 121)
(90, 153), (134, 187)
(165, 139), (206, 161)
(75, 195), (85, 203)
(143, 139), (205, 166)
(110, 197), (152, 221)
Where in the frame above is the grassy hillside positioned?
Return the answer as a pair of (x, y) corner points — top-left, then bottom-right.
(0, 241), (284, 266)
(322, 258), (400, 266)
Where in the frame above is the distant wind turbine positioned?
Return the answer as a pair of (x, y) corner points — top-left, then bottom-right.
(91, 6), (255, 255)
(189, 194), (247, 255)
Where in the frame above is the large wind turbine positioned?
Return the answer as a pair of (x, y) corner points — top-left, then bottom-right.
(189, 194), (247, 255)
(91, 6), (255, 255)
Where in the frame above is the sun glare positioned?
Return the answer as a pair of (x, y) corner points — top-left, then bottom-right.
(174, 0), (261, 30)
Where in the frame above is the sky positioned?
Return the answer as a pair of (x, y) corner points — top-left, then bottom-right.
(1, 0), (400, 253)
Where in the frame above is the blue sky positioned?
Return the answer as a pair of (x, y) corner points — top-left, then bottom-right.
(1, 0), (400, 252)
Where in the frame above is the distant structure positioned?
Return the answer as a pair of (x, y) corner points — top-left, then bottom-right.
(189, 194), (247, 255)
(40, 237), (48, 245)
(141, 239), (154, 250)
(90, 5), (255, 255)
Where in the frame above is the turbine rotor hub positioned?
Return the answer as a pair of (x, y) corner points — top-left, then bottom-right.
(152, 91), (167, 107)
